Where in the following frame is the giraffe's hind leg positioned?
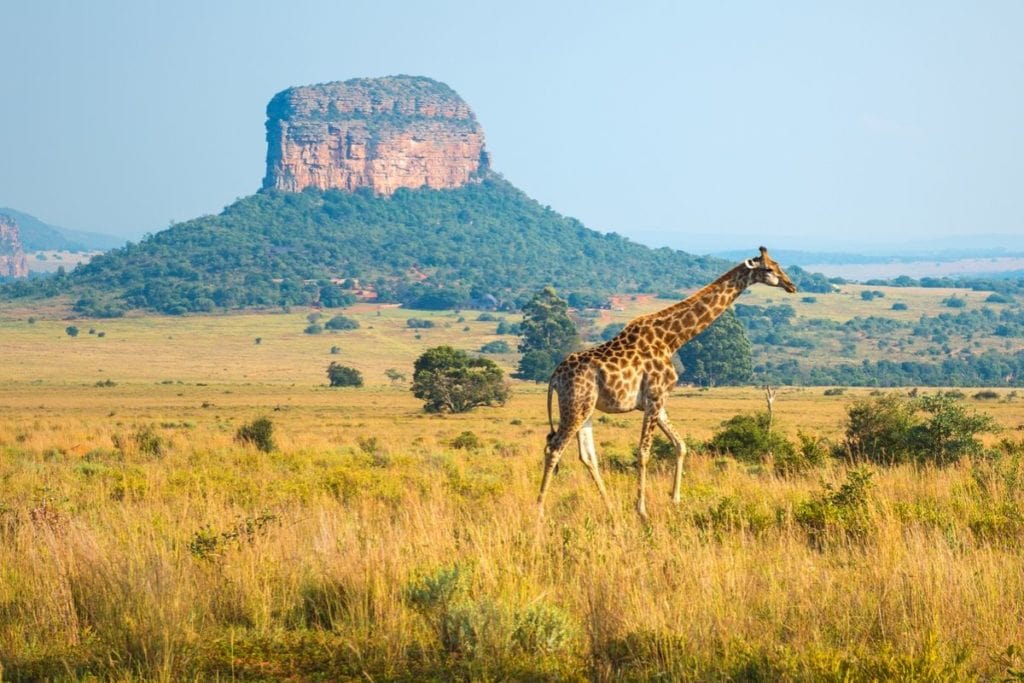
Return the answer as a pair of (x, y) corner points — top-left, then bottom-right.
(577, 417), (613, 513)
(537, 426), (573, 516)
(538, 379), (596, 517)
(656, 408), (688, 504)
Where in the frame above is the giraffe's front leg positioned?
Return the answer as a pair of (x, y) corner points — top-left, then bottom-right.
(655, 408), (688, 504)
(635, 403), (660, 521)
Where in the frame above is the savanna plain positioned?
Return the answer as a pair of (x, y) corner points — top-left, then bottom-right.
(2, 293), (1024, 681)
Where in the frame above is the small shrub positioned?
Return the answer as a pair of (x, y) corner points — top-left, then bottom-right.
(406, 318), (435, 329)
(974, 390), (999, 400)
(942, 296), (967, 308)
(774, 432), (829, 476)
(801, 296), (817, 304)
(795, 467), (875, 547)
(134, 426), (164, 457)
(693, 496), (777, 537)
(235, 417), (275, 452)
(986, 292), (1013, 304)
(512, 602), (577, 656)
(303, 323), (323, 335)
(327, 362), (363, 387)
(384, 368), (406, 385)
(823, 387), (845, 396)
(891, 302), (909, 311)
(254, 337), (262, 345)
(65, 325), (79, 337)
(450, 431), (483, 451)
(114, 426), (164, 458)
(325, 315), (359, 331)
(97, 331), (106, 338)
(476, 312), (499, 322)
(479, 340), (510, 354)
(94, 379), (117, 387)
(330, 346), (341, 355)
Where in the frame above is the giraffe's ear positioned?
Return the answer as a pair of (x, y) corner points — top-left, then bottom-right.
(743, 258), (756, 269)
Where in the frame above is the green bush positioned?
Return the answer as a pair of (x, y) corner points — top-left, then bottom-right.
(942, 296), (967, 308)
(773, 432), (830, 476)
(326, 362), (363, 387)
(479, 340), (510, 354)
(406, 318), (435, 329)
(842, 393), (996, 466)
(324, 315), (360, 331)
(795, 467), (875, 547)
(450, 431), (483, 451)
(303, 323), (323, 334)
(235, 417), (275, 452)
(65, 325), (79, 337)
(707, 412), (795, 463)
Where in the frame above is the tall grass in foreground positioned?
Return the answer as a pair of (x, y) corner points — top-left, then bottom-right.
(1, 392), (1023, 680)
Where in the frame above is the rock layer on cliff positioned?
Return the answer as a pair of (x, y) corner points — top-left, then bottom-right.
(263, 76), (488, 195)
(0, 214), (28, 278)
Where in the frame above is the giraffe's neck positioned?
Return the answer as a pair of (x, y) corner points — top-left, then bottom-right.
(648, 264), (750, 351)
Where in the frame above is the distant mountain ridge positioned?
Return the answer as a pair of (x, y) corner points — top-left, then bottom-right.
(0, 208), (124, 252)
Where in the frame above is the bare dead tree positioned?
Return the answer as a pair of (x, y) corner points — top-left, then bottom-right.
(764, 384), (778, 430)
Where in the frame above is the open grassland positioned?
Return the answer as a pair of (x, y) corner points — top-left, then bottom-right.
(2, 305), (1024, 680)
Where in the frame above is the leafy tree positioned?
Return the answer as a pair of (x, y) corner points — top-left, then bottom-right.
(910, 393), (996, 465)
(412, 345), (510, 413)
(676, 308), (752, 387)
(327, 362), (363, 387)
(65, 325), (79, 337)
(515, 287), (580, 381)
(318, 283), (356, 308)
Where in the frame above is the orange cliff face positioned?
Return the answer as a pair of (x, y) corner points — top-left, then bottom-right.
(0, 214), (28, 278)
(262, 76), (489, 195)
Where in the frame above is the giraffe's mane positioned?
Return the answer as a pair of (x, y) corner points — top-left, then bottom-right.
(625, 262), (747, 329)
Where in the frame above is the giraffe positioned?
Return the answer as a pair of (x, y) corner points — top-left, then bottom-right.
(537, 246), (797, 520)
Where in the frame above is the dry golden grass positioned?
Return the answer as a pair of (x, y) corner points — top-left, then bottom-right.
(2, 307), (1024, 680)
(1, 376), (1024, 680)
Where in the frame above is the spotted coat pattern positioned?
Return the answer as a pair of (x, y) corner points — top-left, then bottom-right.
(537, 247), (797, 520)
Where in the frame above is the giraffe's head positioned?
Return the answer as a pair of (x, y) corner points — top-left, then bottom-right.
(744, 246), (797, 293)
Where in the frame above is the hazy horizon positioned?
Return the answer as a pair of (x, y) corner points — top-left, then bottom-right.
(2, 1), (1022, 255)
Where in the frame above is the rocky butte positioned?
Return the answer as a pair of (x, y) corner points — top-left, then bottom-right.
(263, 76), (489, 195)
(0, 214), (28, 278)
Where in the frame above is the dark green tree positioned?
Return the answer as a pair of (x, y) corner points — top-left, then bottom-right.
(514, 287), (580, 381)
(676, 308), (752, 387)
(412, 345), (510, 413)
(327, 362), (364, 387)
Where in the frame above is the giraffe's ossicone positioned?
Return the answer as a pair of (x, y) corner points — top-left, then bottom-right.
(537, 247), (797, 521)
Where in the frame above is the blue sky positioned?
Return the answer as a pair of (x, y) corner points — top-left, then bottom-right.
(1, 1), (1022, 253)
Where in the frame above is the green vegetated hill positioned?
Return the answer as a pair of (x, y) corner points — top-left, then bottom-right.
(0, 207), (124, 251)
(11, 177), (770, 314)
